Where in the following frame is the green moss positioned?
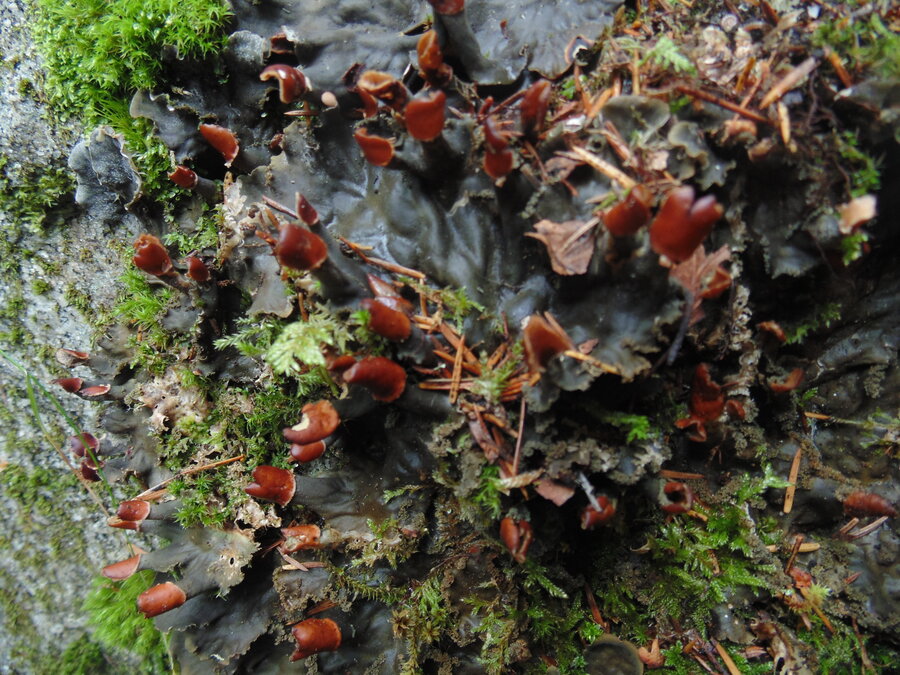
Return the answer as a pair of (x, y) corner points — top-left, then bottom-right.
(34, 0), (231, 123)
(813, 10), (900, 81)
(0, 462), (81, 519)
(835, 130), (882, 198)
(114, 267), (176, 368)
(798, 618), (899, 674)
(32, 0), (232, 195)
(785, 301), (842, 345)
(30, 277), (52, 295)
(58, 637), (110, 675)
(162, 205), (221, 255)
(83, 571), (170, 672)
(0, 155), (75, 235)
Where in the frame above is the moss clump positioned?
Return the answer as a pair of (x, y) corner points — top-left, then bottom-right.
(57, 637), (109, 675)
(0, 156), (74, 235)
(83, 571), (169, 672)
(33, 0), (231, 122)
(0, 462), (80, 520)
(32, 0), (232, 193)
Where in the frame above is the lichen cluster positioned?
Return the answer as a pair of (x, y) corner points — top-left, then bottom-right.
(26, 0), (900, 672)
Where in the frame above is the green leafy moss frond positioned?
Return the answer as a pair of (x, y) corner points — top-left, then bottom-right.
(83, 571), (170, 672)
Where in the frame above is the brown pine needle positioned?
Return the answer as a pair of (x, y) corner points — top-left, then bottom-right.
(713, 639), (743, 675)
(785, 534), (805, 573)
(562, 146), (637, 190)
(512, 398), (526, 475)
(433, 349), (481, 375)
(660, 469), (706, 480)
(675, 85), (771, 124)
(824, 48), (853, 89)
(449, 336), (465, 404)
(439, 323), (480, 366)
(846, 516), (890, 540)
(135, 454), (245, 501)
(777, 101), (792, 147)
(766, 542), (820, 553)
(486, 342), (508, 369)
(563, 349), (620, 375)
(759, 57), (818, 108)
(783, 447), (802, 514)
(798, 586), (835, 634)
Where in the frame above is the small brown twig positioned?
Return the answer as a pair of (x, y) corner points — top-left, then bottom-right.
(134, 454), (245, 501)
(783, 447), (802, 514)
(675, 85), (771, 125)
(511, 397), (526, 476)
(759, 57), (818, 109)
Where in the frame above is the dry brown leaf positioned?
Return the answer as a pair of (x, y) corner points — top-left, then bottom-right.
(837, 194), (877, 235)
(669, 245), (731, 325)
(527, 218), (597, 275)
(535, 478), (576, 506)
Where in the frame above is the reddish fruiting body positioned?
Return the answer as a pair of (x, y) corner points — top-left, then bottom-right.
(290, 618), (342, 661)
(199, 124), (240, 166)
(260, 64), (310, 103)
(101, 554), (142, 581)
(168, 165), (198, 188)
(499, 517), (533, 563)
(81, 461), (101, 482)
(80, 384), (111, 397)
(523, 314), (573, 372)
(699, 265), (732, 299)
(758, 321), (787, 342)
(361, 298), (411, 341)
(55, 348), (90, 366)
(117, 500), (151, 522)
(186, 256), (211, 283)
(688, 364), (725, 421)
(137, 582), (187, 618)
(245, 465), (296, 507)
(68, 432), (98, 458)
(427, 0), (465, 16)
(520, 80), (552, 138)
(296, 193), (319, 225)
(55, 377), (83, 393)
(289, 441), (326, 463)
(417, 30), (443, 72)
(326, 354), (357, 374)
(367, 274), (415, 313)
(580, 496), (616, 529)
(789, 566), (813, 588)
(661, 481), (694, 514)
(769, 368), (804, 393)
(483, 117), (509, 152)
(484, 148), (514, 180)
(603, 185), (652, 237)
(405, 90), (446, 142)
(280, 525), (322, 552)
(649, 187), (723, 262)
(343, 357), (406, 402)
(133, 234), (174, 277)
(354, 129), (394, 166)
(843, 491), (897, 518)
(274, 223), (328, 271)
(283, 400), (341, 445)
(357, 70), (408, 110)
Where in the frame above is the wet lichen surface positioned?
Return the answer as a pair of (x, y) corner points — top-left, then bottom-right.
(19, 0), (900, 672)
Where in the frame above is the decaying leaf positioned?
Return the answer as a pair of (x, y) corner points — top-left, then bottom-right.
(837, 194), (877, 235)
(669, 244), (731, 325)
(527, 218), (598, 275)
(535, 478), (576, 505)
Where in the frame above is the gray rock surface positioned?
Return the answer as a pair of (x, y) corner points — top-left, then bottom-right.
(0, 2), (140, 670)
